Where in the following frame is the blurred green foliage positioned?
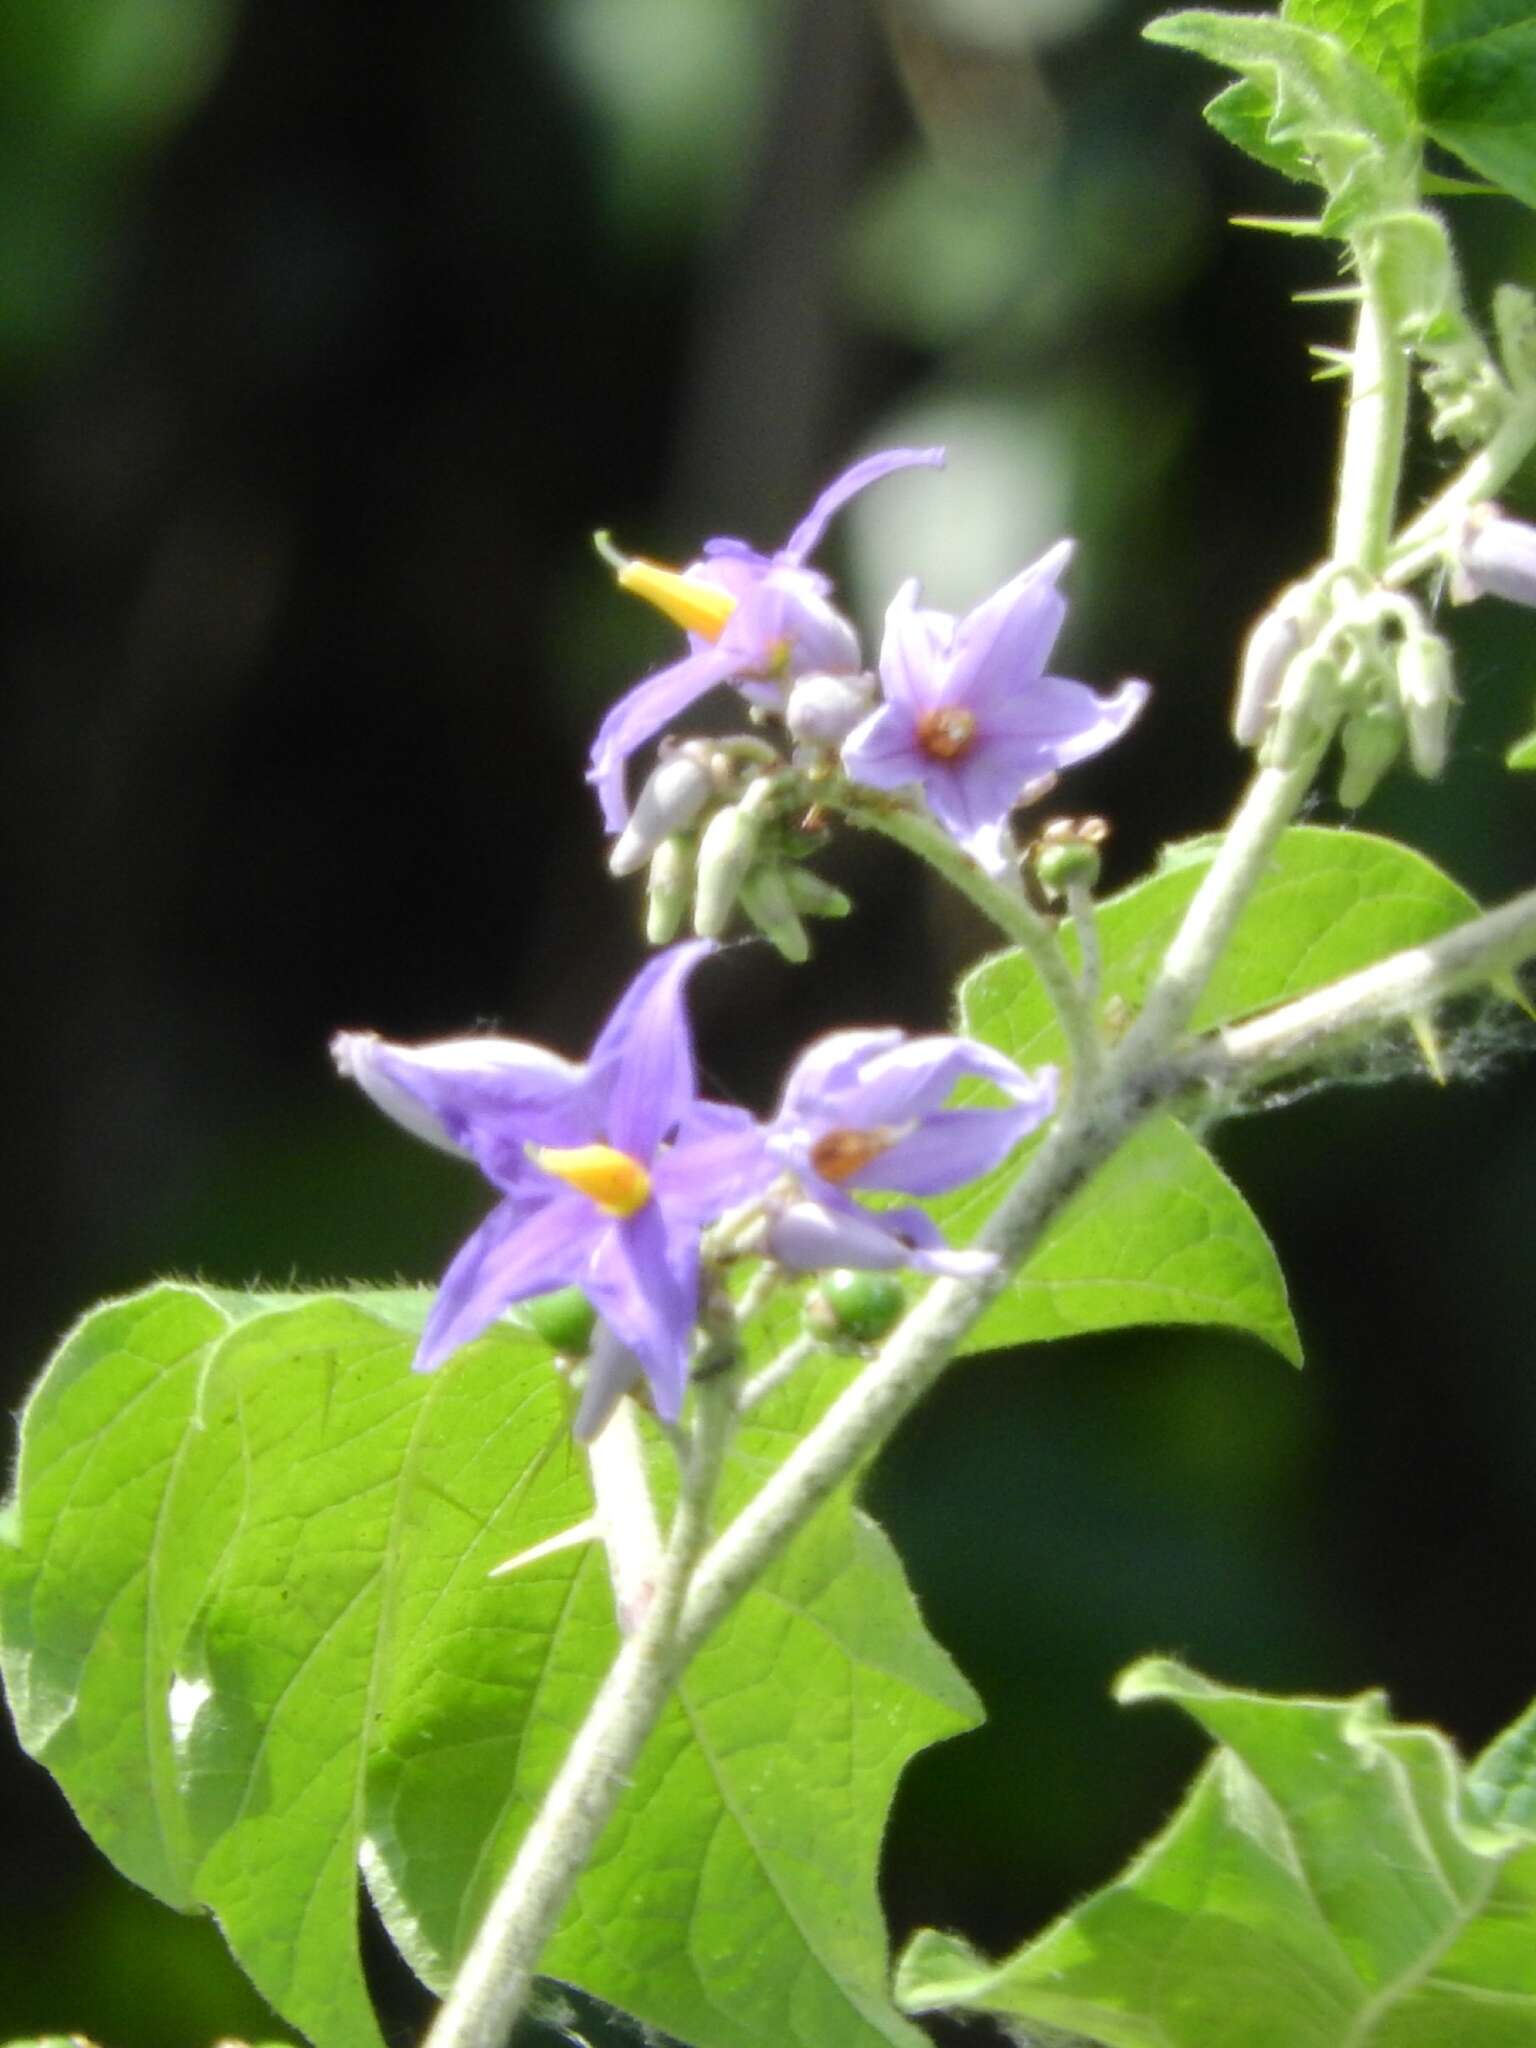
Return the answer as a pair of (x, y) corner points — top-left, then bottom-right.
(0, 0), (236, 369)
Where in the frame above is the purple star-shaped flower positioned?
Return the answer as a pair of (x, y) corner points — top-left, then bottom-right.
(589, 446), (946, 831)
(840, 541), (1150, 875)
(763, 1028), (1058, 1277)
(331, 942), (767, 1420)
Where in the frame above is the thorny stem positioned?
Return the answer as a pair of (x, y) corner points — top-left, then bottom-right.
(1184, 880), (1536, 1092)
(1063, 876), (1104, 1080)
(1386, 389), (1536, 589)
(1331, 280), (1409, 576)
(422, 1376), (738, 2048)
(1113, 286), (1410, 1070)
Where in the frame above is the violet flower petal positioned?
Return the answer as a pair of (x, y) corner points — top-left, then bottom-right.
(844, 1105), (1046, 1195)
(780, 446), (946, 564)
(718, 572), (860, 675)
(571, 1323), (648, 1444)
(946, 542), (1072, 706)
(834, 704), (929, 789)
(586, 1202), (697, 1421)
(415, 1189), (592, 1375)
(984, 675), (1151, 764)
(768, 1200), (914, 1271)
(873, 580), (950, 717)
(329, 1031), (593, 1179)
(651, 1103), (771, 1222)
(589, 940), (712, 1160)
(588, 644), (740, 833)
(868, 1205), (995, 1277)
(778, 1029), (907, 1122)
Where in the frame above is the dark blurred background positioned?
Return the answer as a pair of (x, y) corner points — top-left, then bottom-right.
(4, 1), (1536, 2042)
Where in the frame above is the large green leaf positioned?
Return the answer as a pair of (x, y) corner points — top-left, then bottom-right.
(2, 1286), (974, 2048)
(0, 1285), (247, 1909)
(1421, 0), (1536, 210)
(895, 1659), (1536, 2047)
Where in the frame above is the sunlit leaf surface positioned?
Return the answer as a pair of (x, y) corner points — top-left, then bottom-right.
(896, 1659), (1536, 2047)
(2, 1286), (973, 2048)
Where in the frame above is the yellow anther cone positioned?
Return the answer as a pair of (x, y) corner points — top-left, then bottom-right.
(532, 1142), (653, 1216)
(617, 557), (737, 642)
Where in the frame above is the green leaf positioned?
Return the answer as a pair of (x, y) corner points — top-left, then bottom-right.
(895, 1659), (1536, 2047)
(1507, 725), (1536, 768)
(0, 1284), (243, 1909)
(964, 824), (1479, 1070)
(172, 1296), (476, 2048)
(945, 1115), (1300, 1365)
(364, 1349), (974, 2048)
(2, 1287), (974, 2048)
(1145, 9), (1413, 209)
(934, 829), (1477, 1366)
(1421, 0), (1536, 209)
(1470, 1695), (1536, 1835)
(1284, 0), (1426, 112)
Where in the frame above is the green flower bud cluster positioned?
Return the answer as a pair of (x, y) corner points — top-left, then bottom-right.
(1236, 569), (1455, 801)
(626, 750), (853, 960)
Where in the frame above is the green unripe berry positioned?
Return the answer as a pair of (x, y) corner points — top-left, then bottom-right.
(1033, 838), (1101, 899)
(517, 1286), (598, 1356)
(804, 1269), (907, 1347)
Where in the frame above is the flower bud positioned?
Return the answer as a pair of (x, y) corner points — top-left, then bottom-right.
(1233, 607), (1302, 748)
(804, 1269), (907, 1347)
(738, 863), (811, 963)
(782, 866), (852, 920)
(1261, 650), (1337, 771)
(1336, 702), (1404, 808)
(693, 800), (763, 937)
(1397, 632), (1455, 778)
(786, 670), (877, 747)
(767, 1200), (910, 1271)
(645, 834), (694, 944)
(609, 749), (714, 876)
(1453, 505), (1536, 608)
(518, 1285), (598, 1356)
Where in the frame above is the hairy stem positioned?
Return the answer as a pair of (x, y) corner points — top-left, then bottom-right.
(422, 1378), (738, 2048)
(1331, 281), (1409, 574)
(1185, 880), (1536, 1091)
(1387, 391), (1536, 588)
(740, 1332), (820, 1413)
(832, 790), (1100, 1077)
(1064, 876), (1104, 1080)
(1112, 286), (1412, 1068)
